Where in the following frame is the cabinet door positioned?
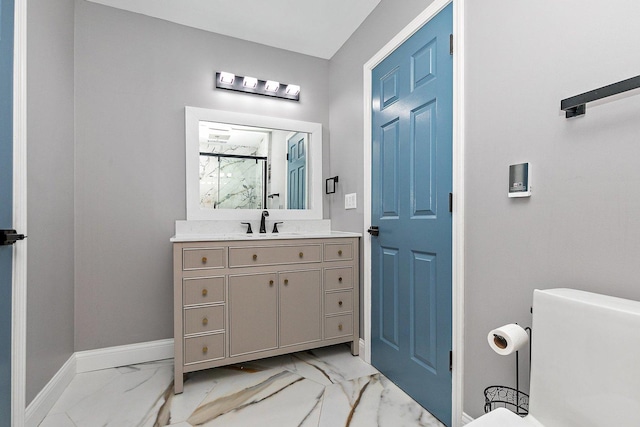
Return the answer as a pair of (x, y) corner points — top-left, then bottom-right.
(279, 269), (321, 347)
(229, 273), (278, 356)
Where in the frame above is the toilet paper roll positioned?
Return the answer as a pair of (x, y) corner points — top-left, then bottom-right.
(487, 324), (529, 356)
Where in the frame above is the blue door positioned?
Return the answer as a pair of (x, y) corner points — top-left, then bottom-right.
(287, 133), (306, 209)
(370, 4), (453, 425)
(1, 0), (15, 424)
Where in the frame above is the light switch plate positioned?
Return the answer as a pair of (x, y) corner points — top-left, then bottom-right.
(345, 193), (357, 209)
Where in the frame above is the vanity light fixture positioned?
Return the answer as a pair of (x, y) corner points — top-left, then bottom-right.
(264, 80), (280, 92)
(243, 76), (258, 89)
(215, 71), (300, 101)
(285, 84), (300, 96)
(219, 71), (235, 84)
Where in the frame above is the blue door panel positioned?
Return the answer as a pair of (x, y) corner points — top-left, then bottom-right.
(412, 101), (437, 216)
(1, 0), (15, 424)
(380, 246), (399, 348)
(381, 120), (399, 217)
(371, 4), (453, 425)
(411, 251), (437, 372)
(287, 133), (306, 209)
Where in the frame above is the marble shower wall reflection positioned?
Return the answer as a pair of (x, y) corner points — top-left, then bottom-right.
(199, 127), (268, 209)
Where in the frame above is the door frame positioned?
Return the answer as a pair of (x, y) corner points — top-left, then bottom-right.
(12, 0), (28, 425)
(362, 0), (465, 425)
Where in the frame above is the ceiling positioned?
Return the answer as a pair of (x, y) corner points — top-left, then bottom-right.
(86, 0), (382, 59)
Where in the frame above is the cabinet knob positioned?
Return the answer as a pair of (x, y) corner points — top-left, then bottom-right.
(338, 277), (343, 283)
(269, 280), (274, 286)
(338, 301), (343, 306)
(299, 252), (304, 258)
(338, 324), (343, 331)
(202, 317), (208, 326)
(201, 257), (207, 264)
(338, 250), (343, 256)
(284, 279), (289, 285)
(253, 254), (257, 260)
(202, 288), (208, 297)
(202, 346), (208, 354)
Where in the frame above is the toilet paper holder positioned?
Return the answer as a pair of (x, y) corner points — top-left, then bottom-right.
(485, 325), (532, 416)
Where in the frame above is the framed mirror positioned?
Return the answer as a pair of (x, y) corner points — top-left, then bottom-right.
(185, 107), (323, 220)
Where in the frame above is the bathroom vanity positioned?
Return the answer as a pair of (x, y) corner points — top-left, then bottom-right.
(171, 233), (360, 393)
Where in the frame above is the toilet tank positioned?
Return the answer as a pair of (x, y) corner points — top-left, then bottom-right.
(528, 288), (640, 427)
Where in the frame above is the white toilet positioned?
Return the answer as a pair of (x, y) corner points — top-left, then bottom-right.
(467, 288), (640, 426)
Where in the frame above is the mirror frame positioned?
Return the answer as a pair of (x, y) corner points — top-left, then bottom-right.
(185, 106), (323, 220)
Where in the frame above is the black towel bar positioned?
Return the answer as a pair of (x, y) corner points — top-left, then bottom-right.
(561, 75), (640, 118)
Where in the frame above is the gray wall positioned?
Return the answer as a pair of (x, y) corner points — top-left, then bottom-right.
(464, 0), (640, 418)
(73, 1), (330, 350)
(26, 0), (76, 404)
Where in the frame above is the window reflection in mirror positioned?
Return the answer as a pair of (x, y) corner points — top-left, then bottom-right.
(198, 121), (308, 210)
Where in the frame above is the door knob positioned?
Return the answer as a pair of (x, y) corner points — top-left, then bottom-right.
(367, 226), (379, 236)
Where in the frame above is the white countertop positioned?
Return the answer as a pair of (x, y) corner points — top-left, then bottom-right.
(171, 219), (361, 242)
(170, 230), (361, 243)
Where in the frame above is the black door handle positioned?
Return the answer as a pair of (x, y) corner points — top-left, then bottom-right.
(367, 226), (379, 236)
(1, 229), (26, 246)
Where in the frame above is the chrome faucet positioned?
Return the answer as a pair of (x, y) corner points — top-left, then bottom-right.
(259, 210), (269, 233)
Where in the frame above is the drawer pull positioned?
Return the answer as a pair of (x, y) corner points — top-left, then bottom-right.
(269, 280), (274, 286)
(202, 346), (208, 354)
(338, 324), (343, 331)
(338, 250), (343, 256)
(299, 252), (303, 258)
(201, 257), (207, 264)
(284, 279), (289, 285)
(338, 301), (343, 306)
(202, 317), (208, 326)
(338, 277), (343, 283)
(253, 254), (257, 260)
(202, 288), (208, 297)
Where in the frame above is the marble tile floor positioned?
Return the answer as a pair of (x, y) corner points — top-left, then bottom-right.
(39, 344), (445, 427)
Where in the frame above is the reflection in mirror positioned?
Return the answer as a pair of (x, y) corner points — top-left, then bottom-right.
(185, 107), (323, 221)
(198, 122), (308, 210)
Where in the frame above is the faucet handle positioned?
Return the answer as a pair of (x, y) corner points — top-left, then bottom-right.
(241, 222), (253, 234)
(272, 222), (283, 233)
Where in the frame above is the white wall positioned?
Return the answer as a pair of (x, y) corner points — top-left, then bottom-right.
(73, 1), (330, 351)
(26, 0), (76, 405)
(464, 0), (640, 418)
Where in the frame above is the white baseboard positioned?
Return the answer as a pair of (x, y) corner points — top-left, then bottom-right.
(25, 354), (76, 427)
(359, 338), (365, 360)
(26, 339), (174, 427)
(75, 338), (174, 373)
(461, 412), (475, 425)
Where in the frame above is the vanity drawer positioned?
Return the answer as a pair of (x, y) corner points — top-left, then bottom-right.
(183, 248), (226, 270)
(184, 333), (225, 364)
(324, 267), (353, 291)
(229, 244), (321, 267)
(325, 314), (353, 339)
(324, 242), (353, 262)
(183, 276), (225, 306)
(184, 306), (224, 335)
(324, 290), (353, 315)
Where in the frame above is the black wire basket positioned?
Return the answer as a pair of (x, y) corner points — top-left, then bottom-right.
(483, 385), (529, 416)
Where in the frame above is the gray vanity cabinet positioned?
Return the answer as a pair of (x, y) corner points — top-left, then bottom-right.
(173, 236), (359, 394)
(228, 273), (278, 357)
(278, 269), (322, 347)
